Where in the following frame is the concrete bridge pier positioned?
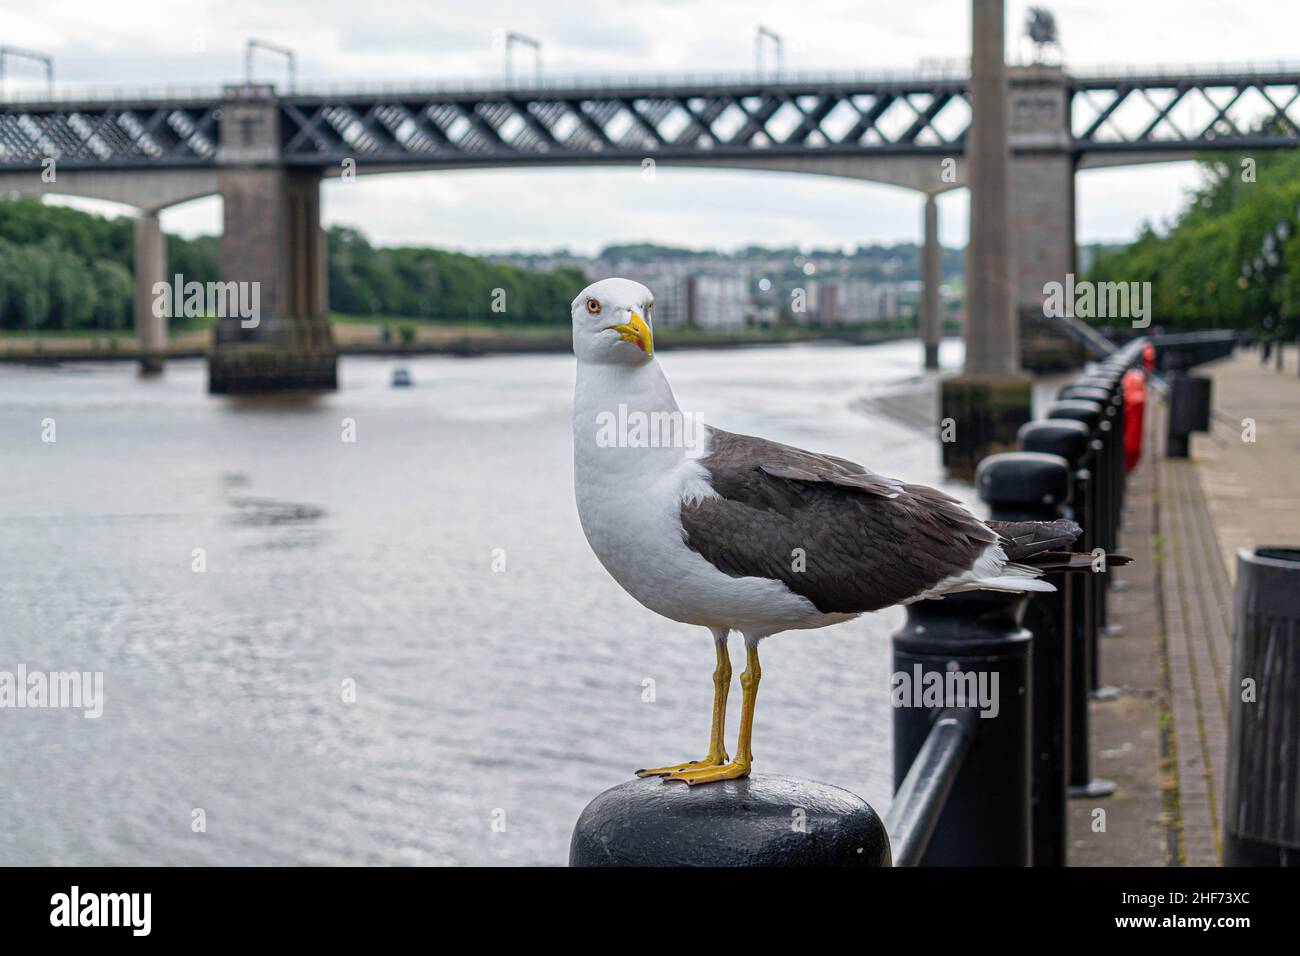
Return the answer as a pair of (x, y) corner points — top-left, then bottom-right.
(921, 193), (942, 370)
(209, 86), (337, 395)
(133, 209), (167, 375)
(939, 0), (1033, 479)
(1008, 65), (1087, 371)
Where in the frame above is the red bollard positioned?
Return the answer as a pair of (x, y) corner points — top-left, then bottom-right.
(1123, 368), (1146, 473)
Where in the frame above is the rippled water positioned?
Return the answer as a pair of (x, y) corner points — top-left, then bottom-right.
(0, 339), (973, 865)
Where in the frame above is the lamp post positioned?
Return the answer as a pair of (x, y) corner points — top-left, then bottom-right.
(1242, 217), (1292, 371)
(505, 32), (542, 85)
(245, 39), (297, 92)
(756, 26), (783, 79)
(0, 46), (54, 99)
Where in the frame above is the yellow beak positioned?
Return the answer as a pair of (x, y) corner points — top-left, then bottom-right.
(610, 313), (653, 356)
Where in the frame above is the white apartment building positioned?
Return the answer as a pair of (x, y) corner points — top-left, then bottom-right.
(687, 276), (750, 330)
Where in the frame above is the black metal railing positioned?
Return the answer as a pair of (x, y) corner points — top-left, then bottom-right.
(883, 336), (1159, 866)
(885, 710), (977, 866)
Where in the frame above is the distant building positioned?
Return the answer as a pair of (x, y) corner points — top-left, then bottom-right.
(486, 243), (941, 328)
(687, 276), (749, 330)
(817, 279), (907, 324)
(585, 260), (693, 327)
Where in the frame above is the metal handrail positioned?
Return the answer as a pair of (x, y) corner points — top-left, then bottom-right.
(1040, 311), (1120, 358)
(885, 708), (978, 867)
(5, 59), (1300, 105)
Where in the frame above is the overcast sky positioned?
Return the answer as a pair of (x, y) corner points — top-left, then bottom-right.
(5, 0), (1297, 252)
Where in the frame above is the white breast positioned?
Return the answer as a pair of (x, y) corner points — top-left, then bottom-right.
(572, 360), (842, 637)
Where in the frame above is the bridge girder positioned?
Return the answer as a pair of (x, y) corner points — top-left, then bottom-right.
(2, 69), (1294, 176)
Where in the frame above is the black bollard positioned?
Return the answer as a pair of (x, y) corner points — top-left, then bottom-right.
(977, 451), (1073, 867)
(1059, 382), (1122, 559)
(1022, 417), (1115, 800)
(1046, 399), (1110, 687)
(1082, 372), (1127, 541)
(1109, 376), (1127, 538)
(1166, 365), (1213, 459)
(1089, 427), (1112, 678)
(1049, 400), (1107, 551)
(892, 589), (1032, 865)
(1058, 383), (1111, 405)
(1019, 420), (1109, 799)
(1093, 417), (1117, 643)
(569, 774), (891, 866)
(1091, 376), (1131, 702)
(1069, 376), (1128, 655)
(1075, 378), (1122, 554)
(1093, 370), (1128, 544)
(1224, 547), (1300, 866)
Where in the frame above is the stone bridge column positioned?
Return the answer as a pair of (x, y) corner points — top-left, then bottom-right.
(921, 193), (942, 370)
(939, 0), (1033, 479)
(134, 210), (167, 375)
(1008, 65), (1086, 371)
(209, 84), (337, 394)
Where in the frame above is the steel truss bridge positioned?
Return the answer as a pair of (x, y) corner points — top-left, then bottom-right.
(2, 65), (1298, 173)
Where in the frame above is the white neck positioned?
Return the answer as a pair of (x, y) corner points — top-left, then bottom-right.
(573, 358), (688, 474)
(575, 358), (680, 416)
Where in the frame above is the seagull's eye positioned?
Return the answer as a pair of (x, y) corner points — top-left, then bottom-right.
(586, 298), (601, 315)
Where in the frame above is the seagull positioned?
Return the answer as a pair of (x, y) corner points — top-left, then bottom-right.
(572, 277), (1112, 786)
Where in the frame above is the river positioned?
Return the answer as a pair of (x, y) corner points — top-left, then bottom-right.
(0, 339), (971, 865)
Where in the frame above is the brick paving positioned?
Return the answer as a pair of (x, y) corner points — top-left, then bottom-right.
(1066, 432), (1169, 865)
(1157, 426), (1229, 866)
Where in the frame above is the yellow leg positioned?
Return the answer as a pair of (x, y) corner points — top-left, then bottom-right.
(636, 633), (731, 777)
(662, 640), (761, 786)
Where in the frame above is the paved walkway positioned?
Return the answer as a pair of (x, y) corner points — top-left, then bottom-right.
(1066, 431), (1169, 865)
(1162, 349), (1300, 864)
(1156, 401), (1231, 866)
(1074, 348), (1300, 866)
(1192, 347), (1300, 581)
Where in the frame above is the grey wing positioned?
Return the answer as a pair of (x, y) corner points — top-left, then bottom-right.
(680, 428), (996, 613)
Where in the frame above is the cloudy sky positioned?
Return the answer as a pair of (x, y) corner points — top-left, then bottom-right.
(5, 0), (1297, 252)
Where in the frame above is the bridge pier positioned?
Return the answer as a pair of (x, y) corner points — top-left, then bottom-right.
(209, 86), (336, 395)
(1008, 65), (1088, 372)
(921, 193), (942, 370)
(134, 209), (167, 375)
(940, 0), (1032, 479)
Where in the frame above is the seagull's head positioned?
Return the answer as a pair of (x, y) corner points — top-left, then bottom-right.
(571, 277), (655, 366)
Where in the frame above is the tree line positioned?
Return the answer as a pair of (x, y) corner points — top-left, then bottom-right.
(327, 226), (585, 324)
(1085, 139), (1300, 333)
(0, 197), (585, 332)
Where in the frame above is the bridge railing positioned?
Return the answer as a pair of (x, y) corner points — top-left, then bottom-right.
(7, 59), (1300, 106)
(0, 68), (971, 105)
